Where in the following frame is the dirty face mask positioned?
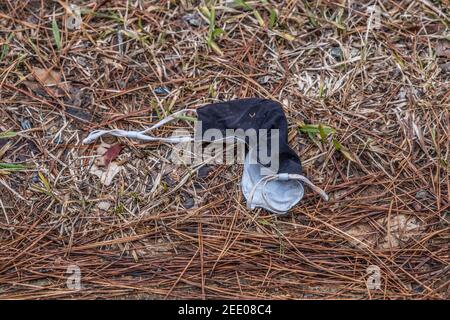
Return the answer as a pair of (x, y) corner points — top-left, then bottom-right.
(83, 98), (328, 214)
(196, 98), (328, 214)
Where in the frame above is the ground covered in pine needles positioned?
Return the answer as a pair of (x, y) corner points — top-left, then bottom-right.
(0, 0), (449, 299)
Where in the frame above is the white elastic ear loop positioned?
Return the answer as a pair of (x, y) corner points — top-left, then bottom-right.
(82, 109), (197, 144)
(284, 174), (329, 202)
(247, 173), (329, 213)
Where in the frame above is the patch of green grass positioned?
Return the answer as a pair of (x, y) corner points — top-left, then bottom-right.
(299, 124), (355, 162)
(29, 172), (56, 197)
(298, 124), (335, 142)
(304, 2), (319, 27)
(120, 29), (151, 43)
(128, 191), (143, 203)
(0, 33), (13, 62)
(233, 0), (270, 28)
(258, 218), (273, 226)
(91, 11), (124, 23)
(114, 202), (125, 215)
(200, 5), (224, 56)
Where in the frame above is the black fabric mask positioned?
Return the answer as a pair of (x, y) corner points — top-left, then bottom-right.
(196, 98), (302, 175)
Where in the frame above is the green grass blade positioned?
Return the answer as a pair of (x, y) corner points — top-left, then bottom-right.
(0, 131), (17, 139)
(269, 9), (277, 29)
(0, 163), (26, 169)
(234, 0), (251, 11)
(52, 15), (62, 50)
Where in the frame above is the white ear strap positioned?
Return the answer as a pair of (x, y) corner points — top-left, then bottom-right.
(247, 173), (329, 213)
(285, 174), (329, 202)
(82, 109), (197, 144)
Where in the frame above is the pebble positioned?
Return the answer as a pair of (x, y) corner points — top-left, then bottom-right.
(97, 201), (111, 211)
(330, 47), (343, 61)
(183, 13), (202, 27)
(415, 190), (428, 200)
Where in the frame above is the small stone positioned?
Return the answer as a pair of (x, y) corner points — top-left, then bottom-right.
(435, 40), (450, 59)
(183, 13), (202, 27)
(76, 56), (88, 67)
(330, 47), (343, 61)
(415, 190), (428, 200)
(314, 155), (325, 166)
(257, 76), (271, 84)
(97, 201), (111, 211)
(118, 80), (127, 89)
(412, 284), (424, 293)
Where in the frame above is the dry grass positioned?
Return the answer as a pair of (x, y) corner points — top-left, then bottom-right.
(0, 0), (449, 299)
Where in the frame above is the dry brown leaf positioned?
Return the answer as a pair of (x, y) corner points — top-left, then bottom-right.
(90, 142), (124, 186)
(32, 67), (61, 86)
(103, 144), (123, 167)
(25, 67), (68, 96)
(94, 143), (123, 167)
(346, 214), (422, 249)
(340, 147), (356, 162)
(90, 162), (122, 186)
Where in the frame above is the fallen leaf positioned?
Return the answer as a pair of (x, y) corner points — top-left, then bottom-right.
(25, 67), (68, 96)
(22, 80), (48, 96)
(346, 214), (422, 249)
(103, 143), (123, 167)
(90, 142), (123, 185)
(271, 30), (296, 41)
(339, 147), (356, 162)
(95, 143), (123, 167)
(90, 162), (122, 186)
(332, 138), (356, 162)
(378, 215), (421, 249)
(33, 67), (61, 86)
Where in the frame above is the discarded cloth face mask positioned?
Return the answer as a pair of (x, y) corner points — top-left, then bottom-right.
(83, 98), (328, 214)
